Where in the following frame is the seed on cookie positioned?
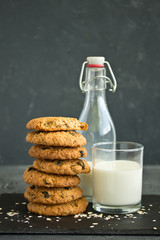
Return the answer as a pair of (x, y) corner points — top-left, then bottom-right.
(26, 117), (88, 131)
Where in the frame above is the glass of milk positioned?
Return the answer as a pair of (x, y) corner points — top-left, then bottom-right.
(92, 142), (144, 214)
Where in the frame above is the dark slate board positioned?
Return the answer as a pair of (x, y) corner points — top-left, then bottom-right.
(0, 194), (160, 235)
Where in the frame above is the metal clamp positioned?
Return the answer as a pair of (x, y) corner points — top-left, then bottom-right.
(79, 61), (117, 93)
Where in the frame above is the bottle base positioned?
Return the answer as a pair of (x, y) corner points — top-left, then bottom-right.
(92, 202), (141, 214)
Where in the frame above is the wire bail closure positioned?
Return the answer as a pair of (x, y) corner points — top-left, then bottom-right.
(79, 61), (117, 93)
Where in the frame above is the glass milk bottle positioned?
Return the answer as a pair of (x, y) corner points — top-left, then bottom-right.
(78, 56), (117, 202)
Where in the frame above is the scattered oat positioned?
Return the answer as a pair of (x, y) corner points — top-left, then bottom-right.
(22, 202), (26, 205)
(56, 220), (59, 222)
(148, 208), (150, 211)
(24, 221), (29, 223)
(92, 223), (98, 225)
(46, 226), (48, 229)
(46, 218), (51, 221)
(131, 221), (135, 223)
(152, 220), (156, 222)
(78, 219), (82, 221)
(90, 226), (94, 228)
(4, 217), (8, 219)
(0, 212), (2, 215)
(0, 208), (2, 210)
(29, 225), (32, 228)
(88, 212), (93, 214)
(15, 203), (19, 205)
(114, 215), (119, 217)
(37, 215), (42, 218)
(137, 210), (147, 215)
(10, 219), (14, 222)
(7, 212), (19, 217)
(153, 227), (157, 230)
(149, 204), (153, 207)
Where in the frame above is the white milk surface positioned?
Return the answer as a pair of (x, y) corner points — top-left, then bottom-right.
(93, 160), (142, 206)
(79, 161), (93, 197)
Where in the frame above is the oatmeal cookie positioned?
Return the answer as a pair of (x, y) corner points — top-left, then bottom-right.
(28, 145), (87, 160)
(33, 158), (90, 175)
(26, 131), (86, 147)
(24, 185), (82, 204)
(23, 167), (80, 187)
(26, 117), (88, 131)
(27, 197), (88, 216)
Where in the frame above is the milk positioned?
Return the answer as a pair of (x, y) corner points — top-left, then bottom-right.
(93, 160), (142, 206)
(79, 161), (93, 198)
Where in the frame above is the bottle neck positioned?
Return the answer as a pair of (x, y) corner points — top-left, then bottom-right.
(84, 67), (107, 91)
(83, 67), (107, 104)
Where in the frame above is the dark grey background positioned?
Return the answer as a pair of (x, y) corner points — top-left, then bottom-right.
(0, 0), (159, 165)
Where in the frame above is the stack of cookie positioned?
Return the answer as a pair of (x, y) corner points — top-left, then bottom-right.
(23, 117), (90, 216)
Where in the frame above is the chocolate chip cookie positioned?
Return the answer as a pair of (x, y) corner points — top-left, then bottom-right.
(33, 158), (90, 175)
(26, 117), (88, 131)
(28, 145), (87, 160)
(26, 131), (86, 147)
(27, 196), (88, 216)
(24, 185), (83, 204)
(23, 167), (80, 187)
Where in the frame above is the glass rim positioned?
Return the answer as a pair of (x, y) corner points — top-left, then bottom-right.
(92, 141), (144, 152)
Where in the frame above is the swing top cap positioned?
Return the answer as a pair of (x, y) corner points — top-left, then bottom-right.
(86, 56), (105, 67)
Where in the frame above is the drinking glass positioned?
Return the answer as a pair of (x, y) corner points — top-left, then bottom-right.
(92, 142), (144, 214)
